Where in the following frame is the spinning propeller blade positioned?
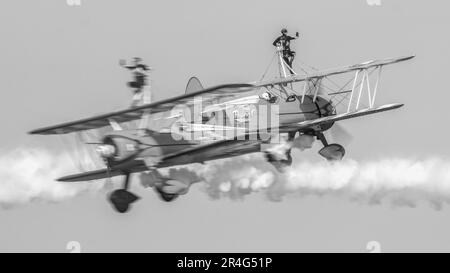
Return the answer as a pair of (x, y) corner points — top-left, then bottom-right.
(329, 123), (353, 146)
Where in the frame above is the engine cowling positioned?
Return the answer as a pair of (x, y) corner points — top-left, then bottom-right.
(298, 95), (336, 132)
(98, 132), (164, 167)
(101, 135), (139, 164)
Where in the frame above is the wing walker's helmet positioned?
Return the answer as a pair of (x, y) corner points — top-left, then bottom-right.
(281, 28), (288, 34)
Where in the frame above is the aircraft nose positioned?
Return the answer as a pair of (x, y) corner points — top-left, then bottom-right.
(96, 144), (116, 158)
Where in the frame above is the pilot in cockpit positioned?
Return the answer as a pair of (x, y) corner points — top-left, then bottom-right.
(260, 91), (278, 103)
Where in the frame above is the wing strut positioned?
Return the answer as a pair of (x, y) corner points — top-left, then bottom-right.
(347, 65), (383, 112)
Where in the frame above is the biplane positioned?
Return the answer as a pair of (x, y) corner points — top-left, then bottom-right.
(29, 44), (414, 213)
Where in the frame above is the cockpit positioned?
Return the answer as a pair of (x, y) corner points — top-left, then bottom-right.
(259, 91), (278, 103)
(259, 90), (297, 103)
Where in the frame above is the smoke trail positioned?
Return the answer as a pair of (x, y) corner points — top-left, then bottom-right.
(3, 146), (450, 210)
(0, 147), (106, 208)
(187, 154), (450, 209)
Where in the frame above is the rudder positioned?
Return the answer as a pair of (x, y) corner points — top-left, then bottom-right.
(185, 76), (204, 94)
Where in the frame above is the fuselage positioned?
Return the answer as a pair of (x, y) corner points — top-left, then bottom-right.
(99, 94), (335, 174)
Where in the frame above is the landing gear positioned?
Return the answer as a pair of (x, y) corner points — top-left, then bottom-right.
(154, 186), (179, 202)
(316, 132), (345, 161)
(109, 189), (139, 213)
(108, 173), (140, 213)
(319, 144), (345, 161)
(142, 171), (187, 202)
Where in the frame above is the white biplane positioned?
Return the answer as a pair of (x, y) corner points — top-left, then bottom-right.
(29, 44), (414, 212)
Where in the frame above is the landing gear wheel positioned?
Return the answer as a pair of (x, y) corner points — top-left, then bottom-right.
(155, 187), (179, 202)
(108, 189), (139, 213)
(319, 144), (345, 161)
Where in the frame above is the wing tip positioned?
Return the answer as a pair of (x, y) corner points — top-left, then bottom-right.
(56, 175), (80, 182)
(400, 55), (415, 62)
(56, 168), (124, 182)
(28, 129), (45, 135)
(386, 102), (404, 109)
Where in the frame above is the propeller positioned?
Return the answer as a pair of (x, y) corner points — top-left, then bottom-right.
(95, 143), (116, 187)
(314, 77), (353, 146)
(328, 123), (353, 147)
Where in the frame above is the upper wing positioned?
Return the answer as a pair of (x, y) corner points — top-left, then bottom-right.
(29, 83), (255, 135)
(255, 55), (415, 87)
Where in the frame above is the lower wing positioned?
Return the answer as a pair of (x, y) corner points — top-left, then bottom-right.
(57, 138), (261, 182)
(283, 103), (403, 130)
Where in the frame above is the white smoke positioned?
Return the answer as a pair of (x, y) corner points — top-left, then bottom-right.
(3, 146), (450, 210)
(187, 154), (450, 209)
(0, 147), (106, 208)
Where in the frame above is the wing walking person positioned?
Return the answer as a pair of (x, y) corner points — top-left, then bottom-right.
(120, 57), (150, 107)
(272, 28), (299, 74)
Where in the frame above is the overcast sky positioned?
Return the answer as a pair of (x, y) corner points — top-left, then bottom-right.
(1, 0), (450, 252)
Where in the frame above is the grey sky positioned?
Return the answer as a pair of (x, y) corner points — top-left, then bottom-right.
(1, 0), (450, 252)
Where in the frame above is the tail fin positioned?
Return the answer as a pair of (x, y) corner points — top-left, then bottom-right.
(185, 76), (204, 94)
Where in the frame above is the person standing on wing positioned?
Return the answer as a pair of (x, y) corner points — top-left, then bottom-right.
(119, 57), (150, 107)
(272, 28), (299, 74)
